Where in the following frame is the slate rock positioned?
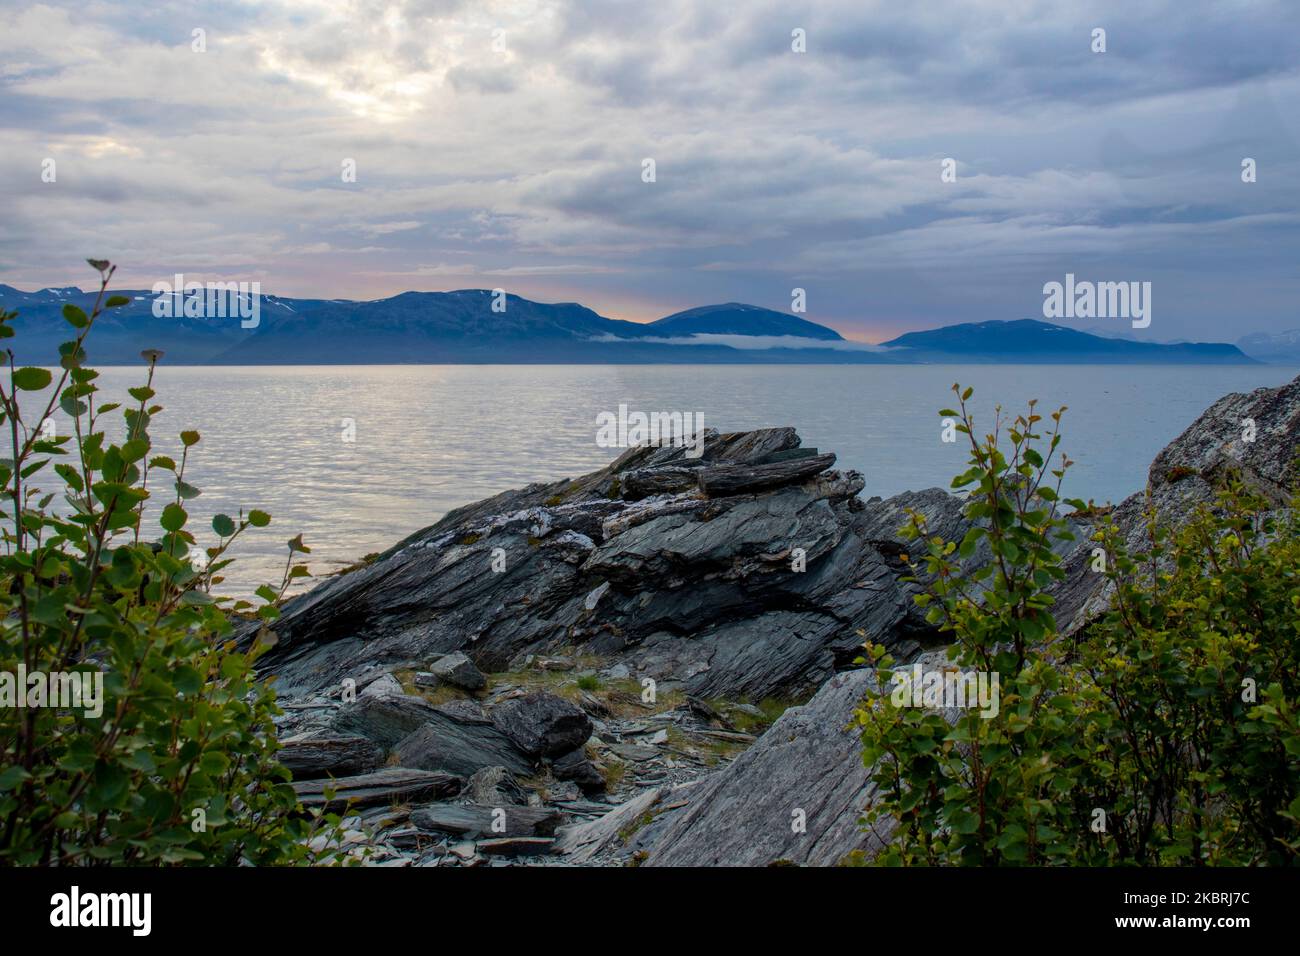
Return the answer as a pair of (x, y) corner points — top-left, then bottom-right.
(641, 666), (897, 866)
(491, 692), (593, 758)
(464, 765), (529, 806)
(276, 734), (385, 778)
(429, 651), (487, 691)
(392, 720), (533, 778)
(410, 802), (563, 838)
(476, 837), (555, 857)
(292, 768), (462, 812)
(551, 747), (606, 792)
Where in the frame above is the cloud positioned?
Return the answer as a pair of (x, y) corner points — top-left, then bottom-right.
(0, 0), (1297, 340)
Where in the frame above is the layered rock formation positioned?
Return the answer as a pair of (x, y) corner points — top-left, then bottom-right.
(254, 427), (930, 702)
(260, 374), (1298, 867)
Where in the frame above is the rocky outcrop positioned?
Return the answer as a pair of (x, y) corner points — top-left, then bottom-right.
(624, 376), (1300, 866)
(1052, 374), (1300, 634)
(637, 667), (889, 866)
(265, 374), (1298, 867)
(252, 427), (925, 704)
(632, 649), (954, 867)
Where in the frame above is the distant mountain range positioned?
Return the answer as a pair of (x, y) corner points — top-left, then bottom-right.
(0, 284), (1268, 365)
(1237, 329), (1300, 364)
(880, 319), (1257, 365)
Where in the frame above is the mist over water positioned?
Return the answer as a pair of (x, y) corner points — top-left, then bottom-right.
(50, 363), (1299, 597)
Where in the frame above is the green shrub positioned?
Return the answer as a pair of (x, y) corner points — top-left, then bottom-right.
(0, 261), (334, 865)
(852, 384), (1299, 866)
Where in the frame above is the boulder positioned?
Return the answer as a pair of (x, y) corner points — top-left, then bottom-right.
(491, 692), (593, 758)
(463, 765), (529, 805)
(476, 837), (555, 857)
(392, 721), (532, 778)
(428, 651), (487, 691)
(332, 692), (438, 749)
(550, 747), (606, 793)
(554, 787), (664, 864)
(332, 691), (533, 776)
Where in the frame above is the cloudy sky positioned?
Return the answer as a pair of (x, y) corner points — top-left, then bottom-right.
(1, 0), (1298, 342)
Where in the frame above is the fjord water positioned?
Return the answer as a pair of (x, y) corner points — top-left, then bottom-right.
(74, 364), (1299, 596)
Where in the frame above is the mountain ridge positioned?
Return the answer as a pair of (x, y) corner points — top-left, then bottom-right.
(0, 285), (1260, 365)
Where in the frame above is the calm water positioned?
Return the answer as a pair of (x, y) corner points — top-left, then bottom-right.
(28, 364), (1299, 596)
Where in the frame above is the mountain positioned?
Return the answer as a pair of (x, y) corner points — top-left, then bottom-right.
(0, 285), (886, 365)
(1238, 329), (1300, 364)
(1081, 325), (1192, 345)
(0, 286), (1257, 365)
(640, 303), (843, 340)
(881, 319), (1256, 364)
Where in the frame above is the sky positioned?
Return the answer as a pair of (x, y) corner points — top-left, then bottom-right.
(1, 0), (1297, 343)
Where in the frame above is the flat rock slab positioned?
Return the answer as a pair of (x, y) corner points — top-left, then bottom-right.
(410, 803), (563, 838)
(554, 786), (664, 864)
(277, 734), (385, 778)
(292, 768), (462, 812)
(642, 666), (906, 867)
(697, 453), (836, 497)
(477, 837), (556, 857)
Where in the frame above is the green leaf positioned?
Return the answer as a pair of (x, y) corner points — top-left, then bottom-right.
(174, 479), (202, 500)
(200, 751), (231, 776)
(120, 438), (149, 463)
(59, 392), (88, 417)
(212, 514), (236, 537)
(86, 762), (129, 812)
(13, 367), (52, 391)
(161, 503), (188, 532)
(62, 303), (89, 328)
(180, 430), (201, 447)
(105, 295), (130, 308)
(58, 341), (86, 369)
(248, 509), (271, 527)
(0, 765), (32, 792)
(54, 463), (85, 492)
